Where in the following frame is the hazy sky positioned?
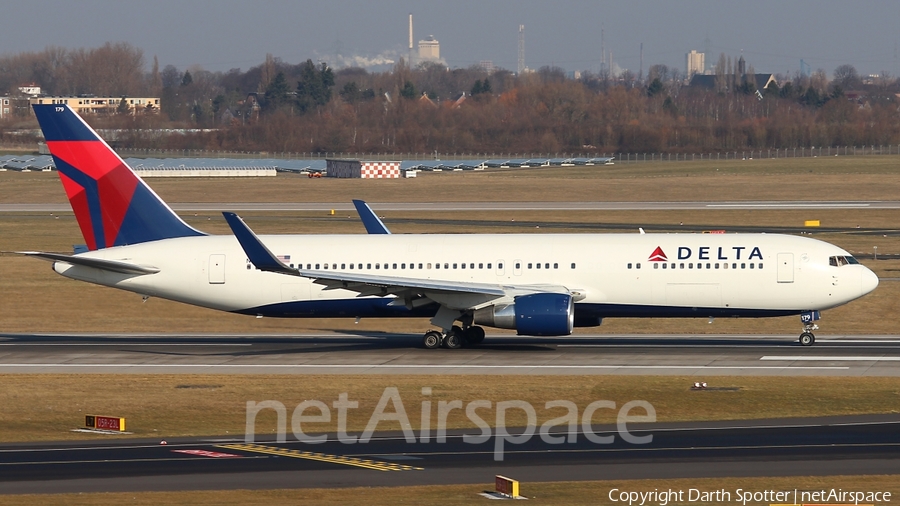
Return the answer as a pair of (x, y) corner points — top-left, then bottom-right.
(2, 0), (898, 78)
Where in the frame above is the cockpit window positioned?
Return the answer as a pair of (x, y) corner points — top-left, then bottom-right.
(829, 255), (858, 267)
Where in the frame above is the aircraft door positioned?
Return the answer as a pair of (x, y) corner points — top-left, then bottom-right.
(209, 254), (226, 284)
(513, 259), (523, 276)
(776, 253), (794, 283)
(496, 260), (505, 276)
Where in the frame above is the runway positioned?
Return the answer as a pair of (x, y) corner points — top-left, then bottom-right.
(1, 415), (898, 494)
(5, 200), (900, 212)
(3, 333), (900, 376)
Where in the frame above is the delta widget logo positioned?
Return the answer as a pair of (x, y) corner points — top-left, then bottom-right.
(648, 246), (668, 262)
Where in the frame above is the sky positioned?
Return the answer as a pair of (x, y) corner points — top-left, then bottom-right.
(2, 0), (899, 79)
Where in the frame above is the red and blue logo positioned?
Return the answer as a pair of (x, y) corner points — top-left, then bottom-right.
(33, 105), (202, 250)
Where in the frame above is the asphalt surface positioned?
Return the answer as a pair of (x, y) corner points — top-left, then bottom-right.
(3, 333), (900, 376)
(5, 200), (900, 212)
(1, 415), (898, 494)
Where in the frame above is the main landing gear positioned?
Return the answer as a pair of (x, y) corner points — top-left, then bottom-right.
(421, 325), (486, 349)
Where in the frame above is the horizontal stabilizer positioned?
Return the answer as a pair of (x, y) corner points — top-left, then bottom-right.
(222, 212), (301, 276)
(18, 251), (160, 275)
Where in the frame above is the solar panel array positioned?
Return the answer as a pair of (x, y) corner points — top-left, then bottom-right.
(0, 155), (613, 174)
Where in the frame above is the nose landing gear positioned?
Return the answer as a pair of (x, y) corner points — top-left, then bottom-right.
(798, 311), (820, 346)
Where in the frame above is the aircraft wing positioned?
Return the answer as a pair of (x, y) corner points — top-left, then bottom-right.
(223, 212), (576, 310)
(18, 251), (160, 275)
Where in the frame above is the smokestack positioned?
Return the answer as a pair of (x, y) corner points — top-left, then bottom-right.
(408, 13), (414, 66)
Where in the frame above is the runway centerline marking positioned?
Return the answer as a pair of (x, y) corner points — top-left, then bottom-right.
(706, 203), (871, 208)
(761, 356), (900, 361)
(0, 363), (851, 370)
(216, 443), (422, 472)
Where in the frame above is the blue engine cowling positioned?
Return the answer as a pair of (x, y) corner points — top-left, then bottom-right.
(472, 293), (575, 336)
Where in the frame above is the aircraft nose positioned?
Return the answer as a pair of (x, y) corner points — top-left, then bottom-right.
(861, 266), (879, 295)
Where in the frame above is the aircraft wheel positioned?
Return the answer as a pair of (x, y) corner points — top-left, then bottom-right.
(799, 332), (815, 346)
(465, 326), (486, 345)
(423, 331), (442, 349)
(443, 331), (463, 349)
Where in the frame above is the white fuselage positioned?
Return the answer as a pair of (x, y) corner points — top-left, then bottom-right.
(52, 233), (878, 323)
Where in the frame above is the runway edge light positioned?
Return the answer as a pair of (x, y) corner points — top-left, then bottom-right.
(84, 415), (126, 432)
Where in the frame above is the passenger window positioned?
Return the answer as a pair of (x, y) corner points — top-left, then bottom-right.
(628, 263), (632, 269)
(427, 263), (432, 269)
(349, 264), (354, 270)
(750, 263), (755, 269)
(715, 263), (719, 269)
(741, 263), (746, 269)
(375, 263), (380, 269)
(654, 263), (659, 269)
(554, 263), (558, 269)
(662, 263), (667, 269)
(528, 263), (532, 269)
(636, 263), (641, 269)
(435, 263), (440, 269)
(515, 262), (521, 269)
(680, 263), (684, 269)
(536, 263), (541, 269)
(453, 263), (458, 269)
(479, 263), (484, 269)
(392, 263), (397, 269)
(689, 263), (693, 269)
(444, 263), (449, 269)
(759, 263), (763, 269)
(732, 263), (736, 269)
(571, 263), (576, 269)
(418, 263), (423, 269)
(315, 264), (320, 269)
(341, 263), (346, 269)
(706, 263), (711, 269)
(401, 263), (406, 269)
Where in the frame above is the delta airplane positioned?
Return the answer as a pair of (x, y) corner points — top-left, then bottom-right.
(23, 104), (878, 348)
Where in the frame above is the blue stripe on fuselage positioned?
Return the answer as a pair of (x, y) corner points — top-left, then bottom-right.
(234, 300), (803, 320)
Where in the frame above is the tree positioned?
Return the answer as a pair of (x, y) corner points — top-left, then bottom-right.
(263, 71), (290, 112)
(181, 70), (193, 87)
(161, 65), (180, 89)
(647, 78), (664, 97)
(399, 80), (416, 99)
(833, 64), (860, 89)
(296, 59), (335, 113)
(117, 97), (130, 115)
(339, 81), (361, 103)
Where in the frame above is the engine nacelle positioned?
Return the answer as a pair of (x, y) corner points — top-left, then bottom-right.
(473, 293), (574, 336)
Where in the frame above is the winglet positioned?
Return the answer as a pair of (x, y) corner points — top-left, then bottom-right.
(222, 212), (300, 276)
(352, 199), (391, 234)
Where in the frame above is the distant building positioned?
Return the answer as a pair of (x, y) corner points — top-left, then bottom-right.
(479, 60), (494, 74)
(30, 96), (160, 115)
(689, 73), (776, 92)
(18, 84), (41, 96)
(686, 50), (705, 77)
(418, 35), (440, 62)
(0, 97), (11, 119)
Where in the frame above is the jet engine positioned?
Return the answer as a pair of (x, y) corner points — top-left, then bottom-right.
(473, 293), (574, 336)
